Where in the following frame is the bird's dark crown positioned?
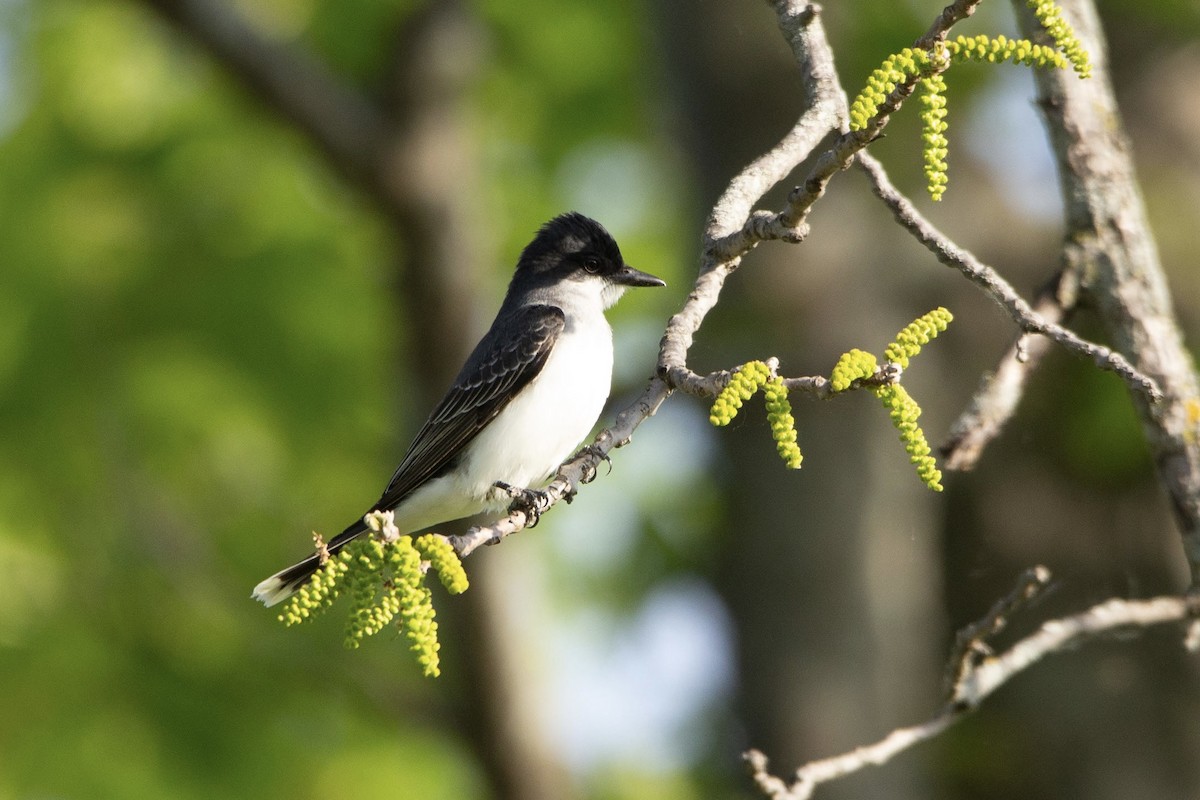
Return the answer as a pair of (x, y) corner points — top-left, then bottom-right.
(515, 212), (625, 281)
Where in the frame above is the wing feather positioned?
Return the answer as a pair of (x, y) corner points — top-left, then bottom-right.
(370, 304), (564, 511)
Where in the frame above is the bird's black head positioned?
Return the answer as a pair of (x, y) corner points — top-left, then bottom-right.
(510, 213), (665, 306)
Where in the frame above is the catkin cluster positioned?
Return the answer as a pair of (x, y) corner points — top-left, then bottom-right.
(343, 536), (404, 645)
(884, 307), (954, 368)
(709, 360), (771, 426)
(709, 361), (803, 470)
(847, 1), (1090, 200)
(278, 528), (469, 678)
(825, 309), (955, 491)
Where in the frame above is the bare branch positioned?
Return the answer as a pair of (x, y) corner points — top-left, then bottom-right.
(941, 268), (1080, 469)
(944, 565), (1052, 698)
(760, 713), (960, 800)
(661, 2), (844, 393)
(955, 592), (1197, 705)
(700, 2), (847, 262)
(856, 151), (1162, 403)
(915, 0), (987, 47)
(745, 749), (806, 800)
(747, 567), (1198, 800)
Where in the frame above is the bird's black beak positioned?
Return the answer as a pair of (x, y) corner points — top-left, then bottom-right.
(611, 265), (666, 288)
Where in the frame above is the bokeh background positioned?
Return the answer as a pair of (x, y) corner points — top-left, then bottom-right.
(1, 0), (1198, 798)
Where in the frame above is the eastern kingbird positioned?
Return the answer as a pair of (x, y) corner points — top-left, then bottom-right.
(253, 212), (665, 606)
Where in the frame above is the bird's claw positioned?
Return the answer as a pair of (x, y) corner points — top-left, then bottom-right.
(494, 481), (553, 527)
(578, 444), (612, 485)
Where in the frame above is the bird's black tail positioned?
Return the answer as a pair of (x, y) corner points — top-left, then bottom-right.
(251, 519), (368, 607)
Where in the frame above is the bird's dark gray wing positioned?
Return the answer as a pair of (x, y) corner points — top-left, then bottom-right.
(371, 303), (565, 512)
(259, 304), (564, 600)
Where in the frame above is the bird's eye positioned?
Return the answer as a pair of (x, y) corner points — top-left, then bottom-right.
(582, 257), (602, 274)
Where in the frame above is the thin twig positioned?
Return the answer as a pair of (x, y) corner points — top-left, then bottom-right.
(700, 2), (848, 263)
(856, 151), (1162, 403)
(915, 0), (987, 47)
(747, 566), (1198, 800)
(745, 749), (803, 800)
(942, 268), (1080, 469)
(944, 565), (1051, 700)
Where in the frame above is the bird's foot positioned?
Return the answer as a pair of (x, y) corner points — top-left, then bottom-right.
(493, 481), (554, 527)
(577, 444), (613, 485)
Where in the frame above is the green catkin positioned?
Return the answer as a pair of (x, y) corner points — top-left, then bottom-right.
(849, 47), (933, 131)
(945, 34), (1071, 71)
(343, 536), (388, 647)
(414, 534), (469, 595)
(848, 21), (1086, 199)
(402, 583), (441, 678)
(278, 550), (347, 626)
(1026, 0), (1091, 77)
(830, 349), (879, 393)
(710, 360), (772, 426)
(884, 307), (953, 368)
(763, 377), (803, 469)
(920, 74), (950, 201)
(383, 537), (442, 677)
(873, 384), (943, 491)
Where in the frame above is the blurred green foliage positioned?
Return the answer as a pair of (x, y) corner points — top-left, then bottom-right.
(0, 0), (686, 796)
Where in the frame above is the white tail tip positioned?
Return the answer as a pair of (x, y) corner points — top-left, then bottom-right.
(251, 575), (291, 607)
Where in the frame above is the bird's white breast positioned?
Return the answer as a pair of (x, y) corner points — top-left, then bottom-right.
(461, 307), (613, 501)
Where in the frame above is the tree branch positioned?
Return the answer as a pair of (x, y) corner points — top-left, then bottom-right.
(941, 268), (1080, 469)
(141, 0), (465, 225)
(943, 565), (1051, 695)
(745, 567), (1199, 800)
(1015, 0), (1200, 591)
(661, 1), (845, 384)
(856, 151), (1162, 403)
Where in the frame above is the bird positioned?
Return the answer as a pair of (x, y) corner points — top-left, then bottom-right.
(252, 212), (665, 606)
